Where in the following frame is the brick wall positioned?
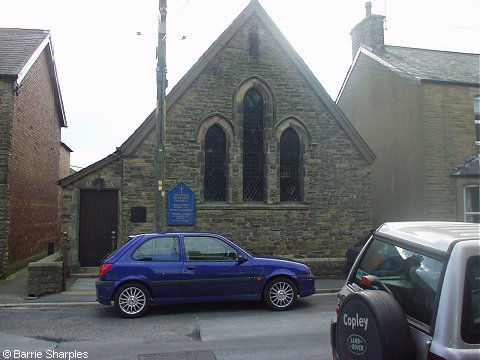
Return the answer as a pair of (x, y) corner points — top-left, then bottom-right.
(0, 79), (14, 278)
(8, 48), (62, 265)
(59, 144), (71, 179)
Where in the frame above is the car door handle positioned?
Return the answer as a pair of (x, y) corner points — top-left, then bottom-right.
(186, 265), (196, 270)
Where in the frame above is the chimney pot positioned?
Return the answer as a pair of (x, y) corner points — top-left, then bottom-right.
(350, 2), (385, 59)
(365, 1), (372, 16)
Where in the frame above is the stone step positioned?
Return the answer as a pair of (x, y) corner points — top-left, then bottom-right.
(71, 267), (98, 278)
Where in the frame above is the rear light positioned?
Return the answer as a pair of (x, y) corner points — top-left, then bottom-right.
(99, 263), (113, 278)
(427, 352), (447, 360)
(335, 297), (342, 315)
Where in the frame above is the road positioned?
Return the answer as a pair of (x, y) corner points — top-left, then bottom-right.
(0, 294), (336, 360)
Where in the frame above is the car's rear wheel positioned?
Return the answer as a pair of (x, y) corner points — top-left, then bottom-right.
(263, 277), (298, 310)
(114, 283), (150, 318)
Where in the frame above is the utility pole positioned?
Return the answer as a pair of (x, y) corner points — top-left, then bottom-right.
(154, 0), (167, 232)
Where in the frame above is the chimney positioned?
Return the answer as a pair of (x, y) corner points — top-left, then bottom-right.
(365, 1), (372, 16)
(350, 2), (385, 59)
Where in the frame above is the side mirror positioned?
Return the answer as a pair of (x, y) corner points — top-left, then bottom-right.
(237, 254), (248, 264)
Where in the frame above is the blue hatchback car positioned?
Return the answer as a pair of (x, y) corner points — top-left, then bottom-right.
(96, 233), (315, 317)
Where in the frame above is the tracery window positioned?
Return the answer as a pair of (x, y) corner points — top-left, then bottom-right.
(204, 125), (227, 201)
(280, 128), (300, 201)
(243, 88), (264, 201)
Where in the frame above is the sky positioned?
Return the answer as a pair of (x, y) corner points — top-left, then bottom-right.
(1, 0), (479, 169)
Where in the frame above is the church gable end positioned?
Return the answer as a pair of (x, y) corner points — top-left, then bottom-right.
(61, 1), (373, 275)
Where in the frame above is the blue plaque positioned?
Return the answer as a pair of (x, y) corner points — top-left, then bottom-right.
(167, 182), (196, 225)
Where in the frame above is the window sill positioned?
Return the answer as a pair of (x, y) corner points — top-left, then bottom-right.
(197, 202), (312, 210)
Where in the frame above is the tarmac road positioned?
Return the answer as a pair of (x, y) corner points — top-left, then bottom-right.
(0, 293), (338, 360)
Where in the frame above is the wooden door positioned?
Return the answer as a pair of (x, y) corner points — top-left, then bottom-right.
(79, 190), (118, 266)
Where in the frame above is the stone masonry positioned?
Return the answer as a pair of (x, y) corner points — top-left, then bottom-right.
(60, 3), (373, 275)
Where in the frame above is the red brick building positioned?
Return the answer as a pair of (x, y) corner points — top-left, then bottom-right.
(0, 28), (68, 278)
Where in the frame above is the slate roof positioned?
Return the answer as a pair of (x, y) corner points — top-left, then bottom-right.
(0, 28), (50, 78)
(452, 153), (480, 177)
(0, 27), (66, 127)
(377, 46), (480, 85)
(348, 45), (480, 88)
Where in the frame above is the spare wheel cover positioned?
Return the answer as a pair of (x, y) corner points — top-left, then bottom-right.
(336, 289), (412, 360)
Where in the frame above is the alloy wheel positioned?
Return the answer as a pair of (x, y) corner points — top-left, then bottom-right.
(118, 286), (147, 315)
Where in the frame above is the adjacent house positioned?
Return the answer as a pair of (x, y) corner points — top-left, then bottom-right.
(337, 2), (480, 226)
(0, 28), (68, 278)
(59, 0), (375, 274)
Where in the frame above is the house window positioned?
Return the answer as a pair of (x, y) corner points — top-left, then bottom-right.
(475, 96), (480, 145)
(243, 88), (264, 201)
(205, 125), (227, 201)
(280, 128), (300, 201)
(464, 185), (480, 223)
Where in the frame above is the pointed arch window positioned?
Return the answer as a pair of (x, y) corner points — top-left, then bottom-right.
(280, 128), (300, 202)
(243, 88), (264, 201)
(248, 25), (259, 57)
(205, 125), (227, 201)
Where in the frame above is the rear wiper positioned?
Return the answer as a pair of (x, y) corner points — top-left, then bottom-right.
(361, 275), (393, 295)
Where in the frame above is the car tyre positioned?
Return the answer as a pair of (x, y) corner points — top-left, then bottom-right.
(263, 277), (298, 311)
(336, 290), (412, 360)
(114, 283), (151, 318)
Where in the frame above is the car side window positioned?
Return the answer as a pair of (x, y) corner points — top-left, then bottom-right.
(462, 255), (480, 344)
(184, 236), (238, 261)
(132, 236), (180, 262)
(354, 238), (443, 326)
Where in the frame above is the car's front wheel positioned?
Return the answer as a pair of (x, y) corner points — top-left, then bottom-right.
(114, 283), (151, 318)
(263, 277), (298, 310)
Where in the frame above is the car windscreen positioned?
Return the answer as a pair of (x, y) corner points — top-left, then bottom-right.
(353, 238), (444, 326)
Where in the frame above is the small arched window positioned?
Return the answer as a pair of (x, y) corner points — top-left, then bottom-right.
(280, 128), (300, 202)
(243, 88), (264, 201)
(205, 125), (227, 201)
(248, 26), (259, 57)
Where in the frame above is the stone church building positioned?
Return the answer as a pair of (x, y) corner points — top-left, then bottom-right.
(59, 0), (374, 273)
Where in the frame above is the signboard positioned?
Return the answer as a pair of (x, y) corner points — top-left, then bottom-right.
(167, 182), (196, 225)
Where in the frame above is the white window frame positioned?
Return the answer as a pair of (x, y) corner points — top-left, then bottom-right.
(464, 185), (480, 223)
(474, 96), (480, 145)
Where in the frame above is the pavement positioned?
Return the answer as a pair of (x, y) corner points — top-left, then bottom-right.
(0, 267), (345, 307)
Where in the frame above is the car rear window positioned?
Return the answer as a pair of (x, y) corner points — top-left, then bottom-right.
(132, 236), (181, 262)
(462, 255), (480, 344)
(353, 238), (443, 326)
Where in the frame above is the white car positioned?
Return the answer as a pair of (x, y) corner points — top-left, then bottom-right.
(330, 222), (480, 360)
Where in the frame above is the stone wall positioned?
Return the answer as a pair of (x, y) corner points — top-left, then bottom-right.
(60, 14), (373, 272)
(27, 252), (64, 298)
(115, 16), (373, 258)
(423, 83), (480, 220)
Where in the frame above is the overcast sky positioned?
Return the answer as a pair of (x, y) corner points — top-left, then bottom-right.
(1, 0), (479, 169)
